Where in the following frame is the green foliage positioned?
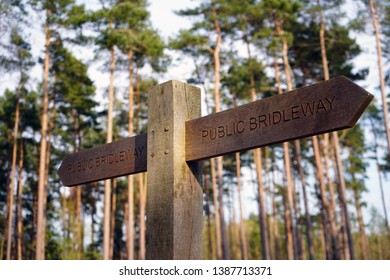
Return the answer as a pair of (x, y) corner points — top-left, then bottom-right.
(51, 40), (96, 116)
(290, 20), (367, 84)
(222, 56), (269, 104)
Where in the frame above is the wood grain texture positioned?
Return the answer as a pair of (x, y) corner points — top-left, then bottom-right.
(146, 80), (203, 260)
(186, 76), (373, 161)
(58, 134), (147, 186)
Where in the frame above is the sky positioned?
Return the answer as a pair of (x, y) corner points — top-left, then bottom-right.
(0, 0), (388, 226)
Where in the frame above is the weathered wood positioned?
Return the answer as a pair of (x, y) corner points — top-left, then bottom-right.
(57, 134), (147, 186)
(146, 80), (203, 260)
(185, 76), (373, 161)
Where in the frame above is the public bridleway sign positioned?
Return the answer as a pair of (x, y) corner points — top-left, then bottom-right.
(58, 76), (373, 186)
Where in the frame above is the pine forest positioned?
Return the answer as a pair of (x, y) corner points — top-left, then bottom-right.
(1, 0), (390, 260)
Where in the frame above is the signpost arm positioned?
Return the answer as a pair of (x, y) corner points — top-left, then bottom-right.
(146, 80), (203, 259)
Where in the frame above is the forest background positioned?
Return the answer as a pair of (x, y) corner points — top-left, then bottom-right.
(0, 0), (390, 260)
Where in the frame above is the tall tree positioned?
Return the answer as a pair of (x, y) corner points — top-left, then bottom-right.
(260, 0), (303, 259)
(367, 0), (390, 162)
(366, 104), (390, 235)
(222, 56), (268, 259)
(114, 0), (165, 259)
(223, 0), (272, 260)
(92, 0), (123, 259)
(317, 0), (355, 260)
(51, 39), (97, 259)
(4, 29), (34, 260)
(291, 1), (366, 259)
(343, 125), (370, 259)
(31, 0), (76, 260)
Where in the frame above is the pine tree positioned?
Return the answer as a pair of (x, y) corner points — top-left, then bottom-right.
(367, 0), (390, 162)
(92, 0), (122, 259)
(113, 0), (165, 259)
(3, 29), (34, 260)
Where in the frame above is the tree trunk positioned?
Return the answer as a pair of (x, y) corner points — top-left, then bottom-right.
(272, 44), (294, 259)
(293, 141), (315, 259)
(91, 185), (96, 248)
(321, 135), (338, 233)
(110, 178), (117, 259)
(76, 186), (82, 259)
(352, 186), (370, 260)
(16, 138), (24, 260)
(318, 3), (344, 260)
(70, 109), (82, 259)
(235, 153), (248, 260)
(278, 28), (300, 260)
(6, 82), (22, 260)
(212, 4), (229, 260)
(104, 35), (116, 259)
(210, 157), (222, 259)
(248, 54), (269, 260)
(281, 185), (293, 259)
(209, 3), (227, 260)
(317, 1), (354, 259)
(245, 35), (270, 260)
(369, 0), (390, 161)
(127, 49), (135, 260)
(319, 221), (327, 259)
(332, 133), (355, 259)
(254, 148), (270, 260)
(228, 183), (239, 259)
(36, 10), (51, 260)
(271, 153), (280, 259)
(312, 136), (340, 260)
(204, 175), (214, 259)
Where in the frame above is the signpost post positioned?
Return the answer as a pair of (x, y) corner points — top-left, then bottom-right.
(58, 76), (373, 259)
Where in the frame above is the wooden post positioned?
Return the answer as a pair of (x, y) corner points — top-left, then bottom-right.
(146, 80), (203, 259)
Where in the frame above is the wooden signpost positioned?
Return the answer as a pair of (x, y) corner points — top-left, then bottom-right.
(57, 76), (373, 259)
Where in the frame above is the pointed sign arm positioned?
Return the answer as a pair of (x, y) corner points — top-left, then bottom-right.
(57, 134), (147, 186)
(185, 76), (373, 161)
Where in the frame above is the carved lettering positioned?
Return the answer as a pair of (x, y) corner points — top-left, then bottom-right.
(199, 97), (336, 143)
(218, 126), (225, 138)
(273, 111), (281, 124)
(237, 121), (245, 133)
(250, 117), (257, 130)
(291, 105), (300, 119)
(282, 109), (291, 122)
(202, 130), (208, 142)
(210, 128), (217, 140)
(66, 146), (146, 174)
(259, 115), (268, 127)
(317, 99), (326, 112)
(301, 102), (315, 116)
(325, 96), (335, 110)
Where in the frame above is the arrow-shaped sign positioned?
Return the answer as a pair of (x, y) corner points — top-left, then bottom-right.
(57, 133), (147, 186)
(58, 76), (373, 186)
(185, 76), (373, 161)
